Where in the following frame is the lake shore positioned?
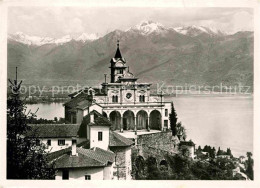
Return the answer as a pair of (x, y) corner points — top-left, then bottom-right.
(27, 95), (253, 157)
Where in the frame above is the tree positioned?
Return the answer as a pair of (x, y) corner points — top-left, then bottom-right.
(226, 148), (233, 157)
(176, 122), (187, 141)
(134, 156), (146, 180)
(7, 68), (55, 179)
(245, 152), (253, 180)
(211, 147), (216, 159)
(146, 157), (162, 180)
(197, 146), (202, 152)
(54, 117), (58, 122)
(246, 152), (252, 159)
(217, 147), (222, 156)
(169, 103), (178, 136)
(167, 154), (195, 180)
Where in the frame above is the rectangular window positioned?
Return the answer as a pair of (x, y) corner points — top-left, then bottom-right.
(85, 175), (91, 180)
(98, 132), (103, 141)
(47, 139), (51, 146)
(73, 114), (77, 124)
(118, 69), (123, 74)
(164, 120), (168, 127)
(58, 139), (65, 146)
(62, 170), (69, 180)
(36, 139), (40, 146)
(72, 139), (77, 145)
(165, 109), (168, 117)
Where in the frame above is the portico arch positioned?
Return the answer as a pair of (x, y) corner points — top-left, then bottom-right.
(103, 111), (108, 118)
(159, 160), (168, 170)
(137, 110), (148, 130)
(123, 110), (135, 130)
(149, 110), (161, 130)
(109, 111), (121, 130)
(135, 155), (145, 175)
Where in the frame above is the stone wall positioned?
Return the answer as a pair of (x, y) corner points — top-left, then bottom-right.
(110, 146), (129, 180)
(135, 131), (180, 162)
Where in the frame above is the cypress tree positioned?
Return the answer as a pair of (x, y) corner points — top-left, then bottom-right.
(169, 103), (178, 136)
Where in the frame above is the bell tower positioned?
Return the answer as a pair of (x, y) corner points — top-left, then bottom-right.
(110, 40), (127, 83)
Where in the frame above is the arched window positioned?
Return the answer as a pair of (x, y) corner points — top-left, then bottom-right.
(118, 69), (123, 74)
(139, 95), (145, 103)
(112, 95), (118, 103)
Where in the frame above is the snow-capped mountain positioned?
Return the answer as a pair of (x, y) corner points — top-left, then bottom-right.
(173, 25), (225, 36)
(8, 21), (227, 46)
(8, 32), (99, 46)
(126, 20), (169, 35)
(126, 20), (225, 37)
(8, 24), (252, 89)
(8, 32), (73, 46)
(8, 32), (55, 46)
(76, 33), (99, 42)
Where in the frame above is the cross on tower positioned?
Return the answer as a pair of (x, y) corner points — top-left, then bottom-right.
(117, 40), (119, 47)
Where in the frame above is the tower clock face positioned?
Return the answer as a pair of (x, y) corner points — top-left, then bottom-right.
(126, 93), (132, 99)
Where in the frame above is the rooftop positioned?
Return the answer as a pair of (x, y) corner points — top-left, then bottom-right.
(109, 131), (134, 147)
(78, 110), (112, 137)
(27, 124), (80, 138)
(54, 147), (115, 169)
(179, 141), (196, 146)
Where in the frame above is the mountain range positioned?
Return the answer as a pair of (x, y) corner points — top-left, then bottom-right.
(7, 20), (253, 90)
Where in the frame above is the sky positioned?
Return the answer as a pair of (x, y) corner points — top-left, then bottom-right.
(8, 7), (253, 38)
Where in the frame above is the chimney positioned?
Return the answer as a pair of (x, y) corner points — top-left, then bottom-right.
(71, 139), (77, 156)
(90, 113), (94, 123)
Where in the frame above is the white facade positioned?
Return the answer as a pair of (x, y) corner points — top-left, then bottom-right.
(56, 167), (107, 180)
(40, 138), (72, 152)
(39, 137), (86, 153)
(89, 126), (110, 150)
(76, 104), (103, 124)
(89, 104), (103, 114)
(82, 104), (103, 117)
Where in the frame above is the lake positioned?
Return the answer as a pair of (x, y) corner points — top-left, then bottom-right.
(168, 96), (253, 157)
(27, 96), (253, 157)
(27, 102), (64, 120)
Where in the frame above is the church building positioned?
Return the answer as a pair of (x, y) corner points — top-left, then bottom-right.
(64, 41), (172, 133)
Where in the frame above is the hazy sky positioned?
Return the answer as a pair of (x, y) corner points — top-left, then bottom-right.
(8, 7), (253, 38)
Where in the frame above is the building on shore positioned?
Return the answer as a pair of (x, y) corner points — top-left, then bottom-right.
(64, 41), (173, 133)
(27, 41), (177, 180)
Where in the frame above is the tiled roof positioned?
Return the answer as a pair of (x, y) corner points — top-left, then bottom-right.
(27, 124), (80, 138)
(46, 140), (90, 161)
(88, 110), (112, 127)
(54, 152), (105, 169)
(76, 100), (92, 110)
(68, 88), (88, 98)
(78, 110), (112, 137)
(68, 87), (106, 99)
(54, 147), (115, 169)
(109, 131), (134, 147)
(76, 101), (102, 110)
(179, 141), (195, 146)
(63, 95), (86, 108)
(78, 147), (115, 164)
(47, 147), (71, 162)
(65, 88), (107, 109)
